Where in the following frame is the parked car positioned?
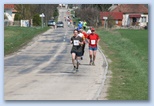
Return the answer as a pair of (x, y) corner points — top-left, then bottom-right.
(48, 20), (55, 26)
(56, 21), (64, 28)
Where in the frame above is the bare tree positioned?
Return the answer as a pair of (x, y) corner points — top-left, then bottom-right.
(75, 4), (112, 27)
(81, 4), (112, 11)
(75, 7), (100, 27)
(14, 4), (58, 23)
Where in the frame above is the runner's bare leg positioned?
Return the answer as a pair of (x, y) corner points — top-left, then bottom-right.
(72, 53), (76, 67)
(89, 50), (93, 64)
(93, 51), (97, 64)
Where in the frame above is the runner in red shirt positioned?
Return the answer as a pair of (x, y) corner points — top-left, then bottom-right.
(86, 28), (100, 65)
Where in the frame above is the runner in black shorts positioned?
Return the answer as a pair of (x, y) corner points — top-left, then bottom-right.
(70, 29), (83, 71)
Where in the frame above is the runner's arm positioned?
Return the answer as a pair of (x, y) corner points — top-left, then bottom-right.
(70, 38), (73, 44)
(86, 38), (89, 44)
(79, 38), (84, 45)
(86, 35), (90, 44)
(79, 41), (83, 45)
(97, 39), (100, 44)
(97, 35), (100, 44)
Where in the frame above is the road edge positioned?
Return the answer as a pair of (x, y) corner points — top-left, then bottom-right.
(92, 45), (109, 100)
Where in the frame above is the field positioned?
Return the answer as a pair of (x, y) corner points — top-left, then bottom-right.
(97, 29), (148, 100)
(4, 26), (50, 55)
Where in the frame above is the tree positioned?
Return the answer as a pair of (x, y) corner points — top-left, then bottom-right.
(75, 4), (112, 27)
(14, 4), (59, 26)
(75, 7), (100, 27)
(14, 13), (22, 20)
(107, 16), (115, 28)
(14, 4), (32, 20)
(33, 14), (41, 26)
(68, 4), (73, 8)
(81, 4), (112, 11)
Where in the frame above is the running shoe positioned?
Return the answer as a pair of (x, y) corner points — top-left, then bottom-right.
(73, 66), (76, 70)
(92, 61), (95, 66)
(89, 60), (93, 65)
(76, 67), (79, 72)
(76, 62), (80, 72)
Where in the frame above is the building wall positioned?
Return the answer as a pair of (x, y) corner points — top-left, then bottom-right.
(4, 9), (13, 21)
(101, 19), (122, 27)
(117, 20), (122, 26)
(122, 14), (129, 26)
(139, 14), (148, 27)
(122, 14), (148, 27)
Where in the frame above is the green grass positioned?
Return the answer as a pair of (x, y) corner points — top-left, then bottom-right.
(97, 29), (148, 100)
(4, 26), (50, 55)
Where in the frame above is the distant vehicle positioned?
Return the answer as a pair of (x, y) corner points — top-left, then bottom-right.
(56, 21), (64, 28)
(48, 20), (55, 26)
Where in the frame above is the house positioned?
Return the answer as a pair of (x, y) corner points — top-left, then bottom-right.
(4, 4), (14, 22)
(111, 4), (148, 27)
(100, 12), (123, 27)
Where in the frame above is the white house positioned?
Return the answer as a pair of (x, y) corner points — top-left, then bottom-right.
(4, 4), (14, 22)
(110, 4), (148, 27)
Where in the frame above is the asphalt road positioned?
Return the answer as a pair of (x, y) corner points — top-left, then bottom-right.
(4, 8), (108, 100)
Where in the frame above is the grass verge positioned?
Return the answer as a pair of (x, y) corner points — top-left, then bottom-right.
(4, 26), (50, 55)
(97, 29), (148, 100)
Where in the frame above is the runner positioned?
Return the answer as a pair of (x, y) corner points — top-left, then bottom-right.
(78, 21), (83, 29)
(68, 21), (70, 27)
(70, 29), (83, 71)
(73, 21), (76, 28)
(87, 27), (92, 35)
(86, 28), (100, 65)
(79, 29), (88, 60)
(83, 20), (87, 30)
(64, 16), (66, 21)
(53, 21), (56, 29)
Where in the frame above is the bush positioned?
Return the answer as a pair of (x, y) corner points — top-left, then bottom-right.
(53, 8), (59, 18)
(108, 19), (115, 28)
(144, 26), (148, 30)
(144, 23), (148, 30)
(14, 13), (22, 21)
(33, 14), (41, 26)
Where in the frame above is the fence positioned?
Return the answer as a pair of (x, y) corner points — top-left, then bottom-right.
(4, 20), (21, 27)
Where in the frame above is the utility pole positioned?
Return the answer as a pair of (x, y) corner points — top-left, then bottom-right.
(40, 13), (45, 28)
(103, 17), (108, 29)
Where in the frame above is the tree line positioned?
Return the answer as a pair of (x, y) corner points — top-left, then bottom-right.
(14, 4), (59, 26)
(13, 4), (112, 27)
(71, 4), (112, 27)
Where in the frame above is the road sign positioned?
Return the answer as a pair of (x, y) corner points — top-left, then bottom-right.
(103, 17), (108, 20)
(40, 13), (45, 17)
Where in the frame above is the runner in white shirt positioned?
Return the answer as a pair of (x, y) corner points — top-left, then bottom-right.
(77, 29), (85, 61)
(70, 29), (83, 71)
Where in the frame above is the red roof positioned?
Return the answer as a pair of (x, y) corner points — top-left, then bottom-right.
(129, 14), (141, 18)
(4, 4), (14, 9)
(112, 4), (148, 14)
(100, 12), (123, 20)
(12, 8), (17, 13)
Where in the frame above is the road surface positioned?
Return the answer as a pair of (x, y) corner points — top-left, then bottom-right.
(4, 8), (108, 100)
